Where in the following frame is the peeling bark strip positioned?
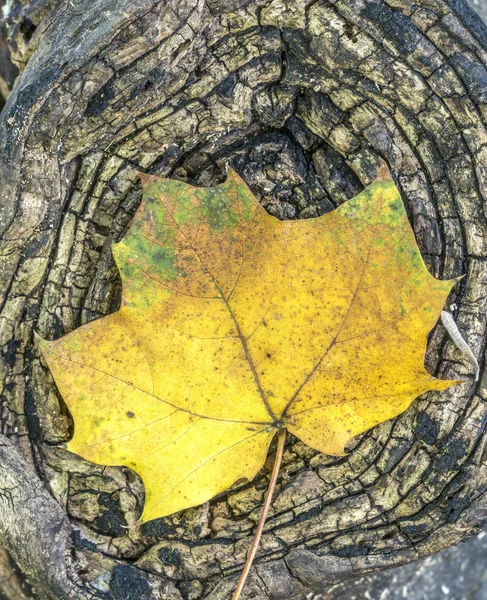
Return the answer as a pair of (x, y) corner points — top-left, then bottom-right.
(441, 311), (480, 380)
(1, 0), (487, 598)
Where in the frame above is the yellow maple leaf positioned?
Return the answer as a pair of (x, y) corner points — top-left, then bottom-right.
(40, 167), (458, 523)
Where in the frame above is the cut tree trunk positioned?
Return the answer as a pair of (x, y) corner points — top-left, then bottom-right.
(1, 0), (487, 599)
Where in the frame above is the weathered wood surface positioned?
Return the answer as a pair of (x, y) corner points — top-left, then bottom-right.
(1, 0), (487, 598)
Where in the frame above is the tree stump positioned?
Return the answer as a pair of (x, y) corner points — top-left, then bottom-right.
(1, 0), (487, 598)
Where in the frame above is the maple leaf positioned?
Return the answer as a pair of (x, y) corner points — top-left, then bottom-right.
(40, 166), (458, 524)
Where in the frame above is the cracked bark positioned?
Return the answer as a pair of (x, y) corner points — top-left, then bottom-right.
(1, 0), (487, 599)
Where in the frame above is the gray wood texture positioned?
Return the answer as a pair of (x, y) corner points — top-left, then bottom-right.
(1, 0), (487, 598)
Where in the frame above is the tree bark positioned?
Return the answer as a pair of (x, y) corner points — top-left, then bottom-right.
(1, 0), (487, 598)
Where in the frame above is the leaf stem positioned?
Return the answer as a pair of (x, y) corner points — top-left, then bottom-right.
(232, 428), (287, 600)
